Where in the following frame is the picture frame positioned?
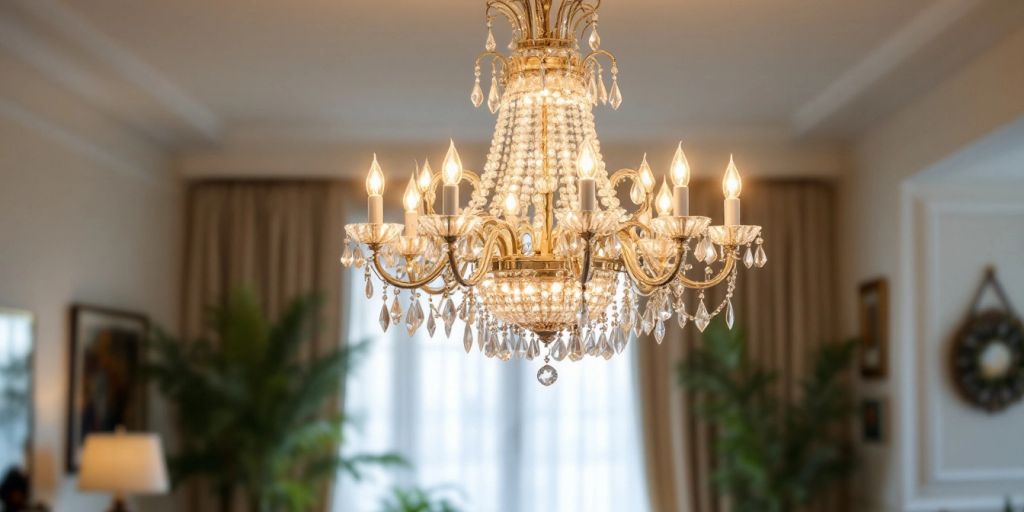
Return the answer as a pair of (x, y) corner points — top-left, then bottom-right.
(66, 304), (149, 473)
(861, 399), (885, 443)
(859, 278), (889, 378)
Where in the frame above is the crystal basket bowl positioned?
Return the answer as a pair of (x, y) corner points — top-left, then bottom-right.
(478, 257), (619, 336)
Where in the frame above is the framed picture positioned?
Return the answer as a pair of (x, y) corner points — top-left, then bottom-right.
(861, 399), (885, 443)
(859, 278), (889, 378)
(66, 304), (149, 472)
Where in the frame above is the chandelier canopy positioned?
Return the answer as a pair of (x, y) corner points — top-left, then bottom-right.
(342, 0), (767, 385)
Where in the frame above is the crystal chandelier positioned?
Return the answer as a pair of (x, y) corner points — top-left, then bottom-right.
(342, 0), (767, 385)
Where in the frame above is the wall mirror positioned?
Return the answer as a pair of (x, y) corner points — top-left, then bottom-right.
(0, 308), (34, 505)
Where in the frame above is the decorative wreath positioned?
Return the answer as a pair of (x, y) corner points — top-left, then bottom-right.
(950, 268), (1024, 413)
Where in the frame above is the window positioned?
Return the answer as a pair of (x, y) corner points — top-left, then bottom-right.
(333, 272), (649, 511)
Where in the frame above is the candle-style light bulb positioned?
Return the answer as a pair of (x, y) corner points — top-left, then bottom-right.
(656, 178), (673, 217)
(577, 140), (597, 179)
(639, 153), (656, 192)
(723, 154), (742, 198)
(442, 140), (464, 186)
(403, 173), (420, 212)
(418, 159), (434, 193)
(504, 193), (519, 217)
(670, 142), (690, 187)
(366, 154), (385, 196)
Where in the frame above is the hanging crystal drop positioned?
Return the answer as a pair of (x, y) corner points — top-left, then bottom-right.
(609, 79), (622, 110)
(584, 330), (598, 356)
(613, 329), (628, 354)
(378, 302), (390, 332)
(620, 304), (633, 334)
(340, 245), (353, 267)
(755, 244), (768, 268)
(589, 27), (601, 51)
(364, 276), (374, 299)
(694, 238), (708, 263)
(658, 294), (672, 321)
(705, 242), (718, 264)
(484, 335), (497, 358)
(390, 296), (403, 324)
(600, 332), (614, 360)
(487, 79), (500, 114)
(677, 305), (688, 329)
(726, 299), (736, 329)
(526, 337), (540, 360)
(406, 300), (424, 335)
(485, 27), (496, 51)
(354, 247), (365, 268)
(597, 75), (608, 105)
(743, 247), (755, 269)
(568, 332), (585, 361)
(537, 364), (558, 386)
(425, 305), (436, 336)
(629, 180), (646, 205)
(654, 319), (666, 343)
(463, 324), (473, 353)
(641, 304), (656, 335)
(550, 337), (567, 361)
(588, 72), (598, 104)
(470, 79), (484, 108)
(499, 336), (513, 361)
(442, 297), (457, 336)
(514, 333), (527, 359)
(695, 300), (711, 332)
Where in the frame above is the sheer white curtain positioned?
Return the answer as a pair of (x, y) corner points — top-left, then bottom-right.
(333, 271), (649, 511)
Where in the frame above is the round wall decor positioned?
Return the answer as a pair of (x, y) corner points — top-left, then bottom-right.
(950, 268), (1024, 413)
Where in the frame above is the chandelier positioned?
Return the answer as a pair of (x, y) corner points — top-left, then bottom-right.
(342, 0), (767, 385)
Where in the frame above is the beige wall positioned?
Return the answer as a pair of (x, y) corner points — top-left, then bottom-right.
(0, 116), (182, 511)
(840, 27), (1024, 512)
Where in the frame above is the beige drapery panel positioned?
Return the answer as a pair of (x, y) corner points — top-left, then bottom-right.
(637, 180), (843, 512)
(180, 180), (352, 511)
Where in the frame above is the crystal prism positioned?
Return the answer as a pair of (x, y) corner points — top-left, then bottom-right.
(364, 277), (374, 299)
(743, 247), (754, 268)
(609, 80), (622, 109)
(705, 242), (718, 264)
(426, 307), (437, 337)
(597, 75), (608, 105)
(485, 28), (496, 51)
(442, 298), (456, 336)
(599, 332), (614, 360)
(470, 80), (483, 107)
(641, 304), (655, 335)
(677, 307), (688, 329)
(588, 73), (598, 103)
(526, 337), (540, 360)
(694, 238), (707, 263)
(613, 329), (628, 354)
(487, 81), (500, 114)
(537, 364), (558, 386)
(695, 300), (711, 332)
(390, 297), (402, 324)
(499, 336), (512, 361)
(584, 330), (598, 356)
(340, 245), (353, 267)
(726, 299), (735, 329)
(378, 302), (390, 332)
(589, 27), (601, 51)
(568, 332), (584, 361)
(755, 245), (768, 267)
(463, 324), (473, 353)
(550, 338), (567, 362)
(354, 247), (365, 268)
(406, 300), (424, 335)
(484, 336), (497, 358)
(654, 319), (666, 343)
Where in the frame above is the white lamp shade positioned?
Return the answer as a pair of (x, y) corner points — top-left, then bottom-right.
(78, 432), (170, 495)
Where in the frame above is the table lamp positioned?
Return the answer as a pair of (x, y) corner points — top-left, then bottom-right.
(77, 429), (169, 512)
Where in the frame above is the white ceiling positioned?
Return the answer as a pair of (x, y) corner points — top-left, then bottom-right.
(3, 0), (1023, 155)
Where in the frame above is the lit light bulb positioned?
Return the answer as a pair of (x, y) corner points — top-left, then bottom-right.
(577, 140), (597, 179)
(418, 159), (434, 193)
(442, 139), (464, 185)
(639, 153), (655, 192)
(670, 142), (690, 187)
(504, 193), (519, 216)
(365, 154), (385, 196)
(656, 178), (672, 217)
(723, 154), (742, 198)
(403, 172), (420, 212)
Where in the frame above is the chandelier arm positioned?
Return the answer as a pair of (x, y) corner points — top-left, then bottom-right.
(618, 238), (686, 288)
(445, 235), (498, 288)
(609, 168), (653, 225)
(424, 170), (482, 215)
(572, 2), (600, 38)
(677, 255), (736, 290)
(488, 1), (527, 34)
(475, 52), (510, 74)
(370, 248), (448, 290)
(583, 50), (617, 70)
(403, 256), (449, 295)
(554, 0), (574, 39)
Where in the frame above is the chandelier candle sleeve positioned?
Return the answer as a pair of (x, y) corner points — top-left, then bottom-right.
(442, 141), (463, 215)
(577, 140), (598, 212)
(670, 143), (691, 216)
(723, 155), (742, 226)
(403, 172), (421, 237)
(366, 154), (385, 224)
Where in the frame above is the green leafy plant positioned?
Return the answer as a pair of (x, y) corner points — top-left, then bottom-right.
(148, 289), (403, 512)
(677, 319), (856, 512)
(379, 486), (463, 512)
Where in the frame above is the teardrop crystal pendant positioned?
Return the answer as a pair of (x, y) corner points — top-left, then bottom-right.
(378, 302), (390, 332)
(584, 330), (598, 356)
(390, 297), (403, 324)
(487, 80), (500, 114)
(568, 332), (585, 361)
(597, 75), (608, 105)
(470, 79), (483, 107)
(426, 307), (437, 337)
(743, 247), (755, 268)
(354, 247), (365, 268)
(442, 297), (457, 336)
(726, 299), (735, 329)
(537, 364), (558, 386)
(406, 300), (424, 335)
(705, 241), (718, 264)
(364, 276), (374, 299)
(485, 27), (496, 52)
(340, 245), (353, 267)
(589, 27), (601, 51)
(588, 72), (598, 103)
(677, 306), (688, 329)
(463, 324), (473, 353)
(526, 337), (540, 360)
(694, 237), (708, 263)
(550, 337), (567, 361)
(600, 333), (614, 360)
(755, 244), (768, 268)
(613, 329), (628, 354)
(609, 79), (622, 110)
(695, 300), (711, 332)
(654, 319), (666, 343)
